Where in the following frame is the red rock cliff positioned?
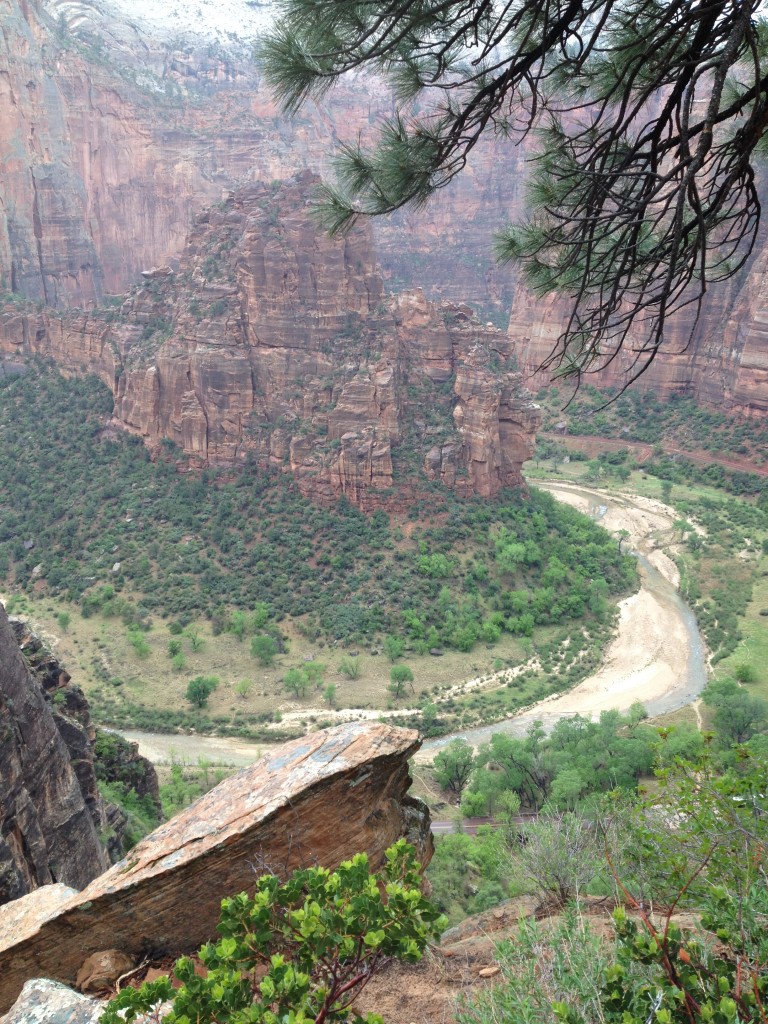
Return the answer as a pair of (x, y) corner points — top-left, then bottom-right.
(0, 175), (540, 507)
(0, 0), (521, 318)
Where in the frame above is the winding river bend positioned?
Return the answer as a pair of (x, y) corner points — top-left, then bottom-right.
(121, 482), (709, 766)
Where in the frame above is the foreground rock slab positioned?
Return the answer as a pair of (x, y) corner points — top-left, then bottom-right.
(0, 980), (103, 1024)
(0, 722), (428, 1012)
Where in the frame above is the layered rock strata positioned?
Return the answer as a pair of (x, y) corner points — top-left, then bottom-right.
(0, 0), (521, 316)
(0, 722), (430, 1013)
(511, 243), (768, 416)
(0, 605), (108, 905)
(0, 176), (540, 506)
(3, 0), (768, 412)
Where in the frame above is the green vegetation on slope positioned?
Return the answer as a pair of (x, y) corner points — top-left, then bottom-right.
(538, 383), (768, 469)
(0, 366), (633, 661)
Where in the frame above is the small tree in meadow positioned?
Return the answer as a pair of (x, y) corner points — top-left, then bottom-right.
(338, 655), (361, 680)
(235, 678), (253, 699)
(384, 635), (405, 662)
(185, 675), (219, 709)
(251, 634), (278, 666)
(389, 664), (414, 699)
(284, 667), (310, 699)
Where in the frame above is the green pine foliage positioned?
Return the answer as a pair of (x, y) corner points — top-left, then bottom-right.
(259, 1), (768, 385)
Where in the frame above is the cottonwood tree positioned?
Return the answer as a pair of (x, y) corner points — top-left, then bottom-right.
(433, 738), (476, 800)
(261, 1), (768, 388)
(185, 675), (219, 709)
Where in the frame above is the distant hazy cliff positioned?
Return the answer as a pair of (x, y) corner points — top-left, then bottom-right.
(1, 0), (766, 413)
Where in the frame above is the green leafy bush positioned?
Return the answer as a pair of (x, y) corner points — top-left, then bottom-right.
(100, 841), (445, 1024)
(185, 675), (219, 708)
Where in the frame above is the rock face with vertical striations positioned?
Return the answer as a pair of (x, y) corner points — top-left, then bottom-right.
(0, 175), (540, 508)
(2, 0), (768, 414)
(511, 240), (768, 416)
(0, 722), (431, 1013)
(0, 0), (522, 316)
(0, 605), (108, 906)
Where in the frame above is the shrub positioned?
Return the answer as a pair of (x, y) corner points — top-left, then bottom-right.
(185, 675), (219, 708)
(100, 841), (445, 1024)
(251, 634), (278, 666)
(338, 655), (361, 679)
(389, 664), (414, 699)
(235, 679), (253, 699)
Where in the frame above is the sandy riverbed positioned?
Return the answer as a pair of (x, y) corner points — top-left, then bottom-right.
(416, 483), (706, 757)
(116, 482), (707, 767)
(440, 482), (696, 732)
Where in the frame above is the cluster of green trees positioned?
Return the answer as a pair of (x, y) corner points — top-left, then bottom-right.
(434, 683), (768, 826)
(540, 386), (768, 467)
(429, 685), (768, 924)
(434, 707), (667, 817)
(0, 369), (634, 653)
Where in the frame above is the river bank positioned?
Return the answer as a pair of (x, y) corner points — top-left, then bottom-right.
(117, 481), (709, 767)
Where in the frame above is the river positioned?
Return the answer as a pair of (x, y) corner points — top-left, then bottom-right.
(119, 482), (709, 766)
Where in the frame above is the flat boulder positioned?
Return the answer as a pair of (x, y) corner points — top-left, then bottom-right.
(0, 723), (429, 1012)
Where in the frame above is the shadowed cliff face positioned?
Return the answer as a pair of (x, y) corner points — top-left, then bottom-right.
(0, 605), (108, 904)
(0, 175), (540, 507)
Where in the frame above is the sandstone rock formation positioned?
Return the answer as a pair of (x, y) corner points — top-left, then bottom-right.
(2, 0), (768, 414)
(511, 242), (768, 416)
(0, 176), (540, 507)
(0, 605), (108, 905)
(1, 614), (161, 882)
(0, 722), (430, 1013)
(0, 0), (521, 317)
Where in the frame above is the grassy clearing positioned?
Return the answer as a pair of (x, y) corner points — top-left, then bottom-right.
(3, 589), (561, 736)
(711, 569), (768, 702)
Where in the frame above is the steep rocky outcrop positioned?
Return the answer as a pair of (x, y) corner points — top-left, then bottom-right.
(0, 605), (108, 904)
(0, 722), (431, 1013)
(0, 175), (540, 506)
(1, 615), (161, 879)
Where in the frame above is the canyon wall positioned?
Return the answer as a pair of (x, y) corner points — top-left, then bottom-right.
(0, 175), (539, 507)
(0, 604), (108, 904)
(510, 254), (768, 416)
(0, 0), (521, 317)
(3, 0), (766, 415)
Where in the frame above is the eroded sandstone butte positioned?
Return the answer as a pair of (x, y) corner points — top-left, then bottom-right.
(0, 174), (540, 507)
(0, 722), (430, 1013)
